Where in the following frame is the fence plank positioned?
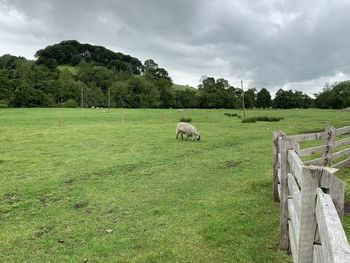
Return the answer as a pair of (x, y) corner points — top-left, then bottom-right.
(313, 245), (326, 263)
(278, 184), (281, 200)
(288, 131), (329, 142)
(280, 137), (290, 250)
(304, 157), (327, 166)
(335, 126), (350, 136)
(332, 158), (350, 169)
(273, 131), (285, 202)
(288, 220), (298, 263)
(324, 127), (336, 166)
(333, 147), (350, 160)
(288, 150), (303, 185)
(297, 166), (323, 263)
(316, 189), (350, 263)
(288, 198), (300, 245)
(278, 168), (281, 183)
(299, 145), (328, 157)
(335, 137), (350, 148)
(320, 168), (345, 220)
(288, 173), (301, 219)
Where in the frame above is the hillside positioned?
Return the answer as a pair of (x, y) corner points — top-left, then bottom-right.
(35, 40), (143, 74)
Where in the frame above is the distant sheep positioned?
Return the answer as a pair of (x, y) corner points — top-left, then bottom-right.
(176, 122), (201, 141)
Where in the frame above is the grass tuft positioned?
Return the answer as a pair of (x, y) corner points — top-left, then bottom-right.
(242, 116), (284, 123)
(180, 117), (192, 122)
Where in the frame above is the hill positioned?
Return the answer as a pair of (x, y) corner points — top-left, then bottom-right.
(35, 40), (143, 74)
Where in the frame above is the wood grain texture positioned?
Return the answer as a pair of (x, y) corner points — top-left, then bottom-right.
(316, 189), (350, 263)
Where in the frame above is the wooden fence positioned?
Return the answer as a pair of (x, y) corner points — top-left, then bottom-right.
(272, 126), (350, 262)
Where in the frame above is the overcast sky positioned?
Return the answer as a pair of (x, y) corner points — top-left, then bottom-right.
(1, 0), (350, 96)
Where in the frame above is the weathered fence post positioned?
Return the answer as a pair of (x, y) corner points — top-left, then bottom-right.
(273, 130), (285, 202)
(297, 166), (322, 262)
(279, 136), (291, 250)
(324, 126), (336, 166)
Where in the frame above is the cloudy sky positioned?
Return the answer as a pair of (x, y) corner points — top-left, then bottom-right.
(1, 0), (350, 96)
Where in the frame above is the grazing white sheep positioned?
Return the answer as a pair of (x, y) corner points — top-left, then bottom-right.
(176, 122), (201, 141)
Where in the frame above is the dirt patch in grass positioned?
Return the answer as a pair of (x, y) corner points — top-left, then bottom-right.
(74, 202), (88, 209)
(224, 160), (241, 168)
(1, 193), (20, 203)
(35, 226), (53, 238)
(38, 197), (49, 207)
(64, 178), (75, 185)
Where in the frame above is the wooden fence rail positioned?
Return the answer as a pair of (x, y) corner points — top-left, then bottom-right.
(272, 126), (350, 262)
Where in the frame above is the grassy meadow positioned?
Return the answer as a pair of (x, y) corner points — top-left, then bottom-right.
(1, 108), (350, 262)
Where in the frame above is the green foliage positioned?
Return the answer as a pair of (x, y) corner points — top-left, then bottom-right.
(35, 40), (143, 73)
(256, 88), (272, 108)
(273, 89), (312, 109)
(198, 77), (240, 108)
(179, 117), (192, 122)
(57, 65), (78, 75)
(241, 116), (284, 123)
(0, 99), (8, 108)
(61, 99), (77, 108)
(244, 88), (257, 108)
(315, 81), (350, 109)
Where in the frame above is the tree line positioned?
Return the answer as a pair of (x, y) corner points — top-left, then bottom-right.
(0, 40), (349, 109)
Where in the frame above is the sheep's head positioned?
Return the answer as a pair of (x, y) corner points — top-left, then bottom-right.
(196, 133), (201, 141)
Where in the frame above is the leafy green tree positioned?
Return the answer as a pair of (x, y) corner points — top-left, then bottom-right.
(58, 70), (81, 104)
(315, 81), (350, 109)
(244, 88), (257, 108)
(273, 89), (312, 109)
(255, 88), (272, 108)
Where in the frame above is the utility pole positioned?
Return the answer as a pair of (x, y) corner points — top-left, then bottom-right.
(241, 80), (246, 117)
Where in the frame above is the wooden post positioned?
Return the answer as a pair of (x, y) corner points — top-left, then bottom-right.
(273, 130), (286, 202)
(324, 126), (336, 166)
(279, 136), (291, 250)
(297, 166), (322, 263)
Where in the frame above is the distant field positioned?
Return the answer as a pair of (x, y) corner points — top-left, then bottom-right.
(57, 65), (78, 74)
(1, 108), (350, 262)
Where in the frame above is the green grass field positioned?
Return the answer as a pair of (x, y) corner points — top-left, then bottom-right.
(1, 108), (350, 262)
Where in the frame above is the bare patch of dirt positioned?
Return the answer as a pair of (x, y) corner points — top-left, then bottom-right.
(74, 202), (88, 209)
(35, 226), (53, 238)
(224, 160), (241, 168)
(64, 179), (75, 185)
(38, 197), (49, 207)
(1, 193), (20, 203)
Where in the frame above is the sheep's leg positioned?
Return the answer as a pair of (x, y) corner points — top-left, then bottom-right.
(176, 131), (180, 139)
(181, 133), (184, 140)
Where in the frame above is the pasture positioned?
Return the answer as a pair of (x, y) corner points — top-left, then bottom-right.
(1, 108), (350, 262)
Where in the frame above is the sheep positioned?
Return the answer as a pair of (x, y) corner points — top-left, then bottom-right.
(176, 122), (201, 141)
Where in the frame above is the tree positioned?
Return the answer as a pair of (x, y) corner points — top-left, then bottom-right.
(256, 88), (272, 108)
(273, 89), (313, 109)
(315, 81), (350, 109)
(244, 88), (257, 108)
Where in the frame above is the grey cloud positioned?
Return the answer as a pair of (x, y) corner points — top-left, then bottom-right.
(1, 0), (350, 94)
